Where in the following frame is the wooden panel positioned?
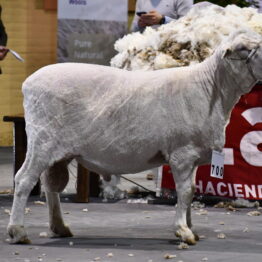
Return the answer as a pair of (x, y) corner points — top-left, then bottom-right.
(3, 2), (28, 9)
(0, 0), (57, 146)
(0, 104), (11, 111)
(2, 64), (27, 73)
(44, 0), (57, 10)
(4, 17), (28, 23)
(129, 0), (136, 12)
(0, 129), (13, 145)
(76, 164), (90, 203)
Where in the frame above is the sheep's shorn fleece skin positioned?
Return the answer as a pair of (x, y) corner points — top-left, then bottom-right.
(111, 3), (262, 70)
(7, 29), (262, 245)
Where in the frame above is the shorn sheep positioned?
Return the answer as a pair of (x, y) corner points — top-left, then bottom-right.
(7, 29), (262, 245)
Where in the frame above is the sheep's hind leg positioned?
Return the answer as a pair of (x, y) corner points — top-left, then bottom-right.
(170, 159), (198, 245)
(41, 160), (73, 238)
(7, 149), (48, 244)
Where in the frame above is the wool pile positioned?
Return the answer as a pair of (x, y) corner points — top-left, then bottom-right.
(110, 3), (262, 70)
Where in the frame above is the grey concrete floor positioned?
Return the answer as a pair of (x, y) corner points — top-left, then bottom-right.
(1, 147), (262, 262)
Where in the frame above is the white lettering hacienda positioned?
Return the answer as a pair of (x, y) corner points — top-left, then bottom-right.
(196, 180), (262, 199)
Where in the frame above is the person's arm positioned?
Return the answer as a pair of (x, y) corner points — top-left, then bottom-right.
(0, 46), (8, 60)
(132, 0), (193, 30)
(0, 6), (7, 46)
(0, 20), (7, 46)
(161, 0), (193, 24)
(175, 0), (193, 19)
(0, 6), (8, 64)
(137, 10), (164, 27)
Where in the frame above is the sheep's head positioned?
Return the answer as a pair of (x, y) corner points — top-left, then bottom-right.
(222, 29), (262, 84)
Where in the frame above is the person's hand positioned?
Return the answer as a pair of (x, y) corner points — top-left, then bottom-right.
(138, 10), (163, 28)
(0, 46), (9, 60)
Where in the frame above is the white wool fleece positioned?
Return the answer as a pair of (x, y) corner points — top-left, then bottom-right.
(111, 3), (262, 71)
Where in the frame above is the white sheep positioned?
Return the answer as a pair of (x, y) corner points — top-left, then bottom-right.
(7, 29), (262, 245)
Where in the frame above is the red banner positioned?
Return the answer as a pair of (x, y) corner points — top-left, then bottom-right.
(161, 84), (262, 200)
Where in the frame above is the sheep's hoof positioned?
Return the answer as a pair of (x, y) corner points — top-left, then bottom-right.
(193, 232), (200, 241)
(7, 225), (31, 244)
(50, 224), (73, 238)
(175, 228), (197, 245)
(184, 236), (197, 245)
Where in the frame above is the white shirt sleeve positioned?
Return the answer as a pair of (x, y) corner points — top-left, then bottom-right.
(130, 0), (193, 31)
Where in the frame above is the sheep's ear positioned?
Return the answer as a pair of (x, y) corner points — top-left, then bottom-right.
(222, 48), (232, 58)
(222, 42), (251, 60)
(223, 30), (260, 59)
(222, 42), (245, 59)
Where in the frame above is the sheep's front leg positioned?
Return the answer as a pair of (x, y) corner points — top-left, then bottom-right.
(170, 159), (197, 245)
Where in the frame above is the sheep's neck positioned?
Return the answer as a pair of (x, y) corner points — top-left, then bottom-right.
(196, 51), (255, 120)
(216, 52), (256, 118)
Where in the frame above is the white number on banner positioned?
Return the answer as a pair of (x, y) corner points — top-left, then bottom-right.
(210, 150), (225, 179)
(240, 107), (262, 167)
